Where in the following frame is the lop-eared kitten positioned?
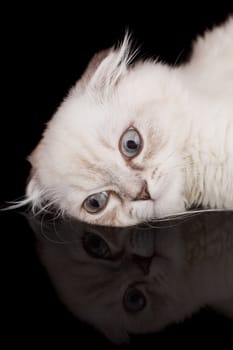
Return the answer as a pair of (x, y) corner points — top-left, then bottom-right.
(19, 17), (233, 226)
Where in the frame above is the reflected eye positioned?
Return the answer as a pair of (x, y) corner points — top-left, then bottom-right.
(123, 287), (146, 313)
(82, 232), (111, 259)
(83, 192), (109, 214)
(120, 127), (142, 158)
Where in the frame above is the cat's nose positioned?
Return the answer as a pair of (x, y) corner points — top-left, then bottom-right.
(133, 255), (152, 275)
(134, 181), (151, 201)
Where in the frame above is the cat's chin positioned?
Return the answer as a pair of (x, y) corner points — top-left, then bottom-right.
(124, 200), (185, 227)
(145, 173), (185, 220)
(151, 197), (186, 221)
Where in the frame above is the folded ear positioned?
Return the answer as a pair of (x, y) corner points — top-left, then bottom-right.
(76, 33), (135, 97)
(79, 47), (113, 88)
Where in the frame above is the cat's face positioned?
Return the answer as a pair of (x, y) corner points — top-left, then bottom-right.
(27, 39), (188, 226)
(31, 216), (195, 344)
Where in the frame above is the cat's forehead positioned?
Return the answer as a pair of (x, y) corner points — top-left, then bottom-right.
(54, 61), (172, 145)
(57, 92), (132, 140)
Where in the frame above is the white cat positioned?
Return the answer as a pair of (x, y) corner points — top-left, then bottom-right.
(23, 17), (233, 226)
(29, 212), (233, 343)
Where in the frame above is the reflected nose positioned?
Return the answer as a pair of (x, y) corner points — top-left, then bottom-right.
(134, 181), (150, 201)
(132, 255), (152, 275)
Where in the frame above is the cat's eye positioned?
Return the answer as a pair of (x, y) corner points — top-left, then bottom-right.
(82, 232), (112, 259)
(83, 191), (109, 214)
(120, 127), (142, 158)
(123, 287), (146, 313)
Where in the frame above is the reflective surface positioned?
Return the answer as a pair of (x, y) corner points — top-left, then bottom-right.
(26, 211), (233, 344)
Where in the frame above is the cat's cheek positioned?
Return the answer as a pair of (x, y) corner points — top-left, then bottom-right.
(114, 206), (141, 226)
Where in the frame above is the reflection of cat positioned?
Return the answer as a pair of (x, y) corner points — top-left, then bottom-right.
(20, 17), (233, 226)
(29, 212), (233, 343)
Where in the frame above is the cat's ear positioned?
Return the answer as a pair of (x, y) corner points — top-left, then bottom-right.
(78, 33), (136, 96)
(78, 47), (113, 88)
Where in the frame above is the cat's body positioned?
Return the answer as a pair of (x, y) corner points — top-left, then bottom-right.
(24, 17), (233, 226)
(30, 212), (233, 343)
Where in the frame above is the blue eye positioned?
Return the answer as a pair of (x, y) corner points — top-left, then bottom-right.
(120, 127), (142, 158)
(83, 192), (109, 214)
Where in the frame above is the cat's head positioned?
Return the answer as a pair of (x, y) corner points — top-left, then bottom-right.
(29, 215), (200, 344)
(26, 36), (188, 226)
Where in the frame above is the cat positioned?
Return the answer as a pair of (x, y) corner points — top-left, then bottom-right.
(29, 212), (233, 344)
(19, 16), (233, 226)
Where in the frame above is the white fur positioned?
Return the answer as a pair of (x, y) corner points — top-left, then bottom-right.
(25, 17), (233, 226)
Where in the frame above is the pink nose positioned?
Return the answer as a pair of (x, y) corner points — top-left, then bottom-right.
(134, 181), (151, 201)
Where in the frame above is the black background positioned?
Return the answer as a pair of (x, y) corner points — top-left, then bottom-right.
(2, 2), (233, 348)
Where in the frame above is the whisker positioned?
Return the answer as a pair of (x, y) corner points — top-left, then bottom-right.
(150, 208), (233, 224)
